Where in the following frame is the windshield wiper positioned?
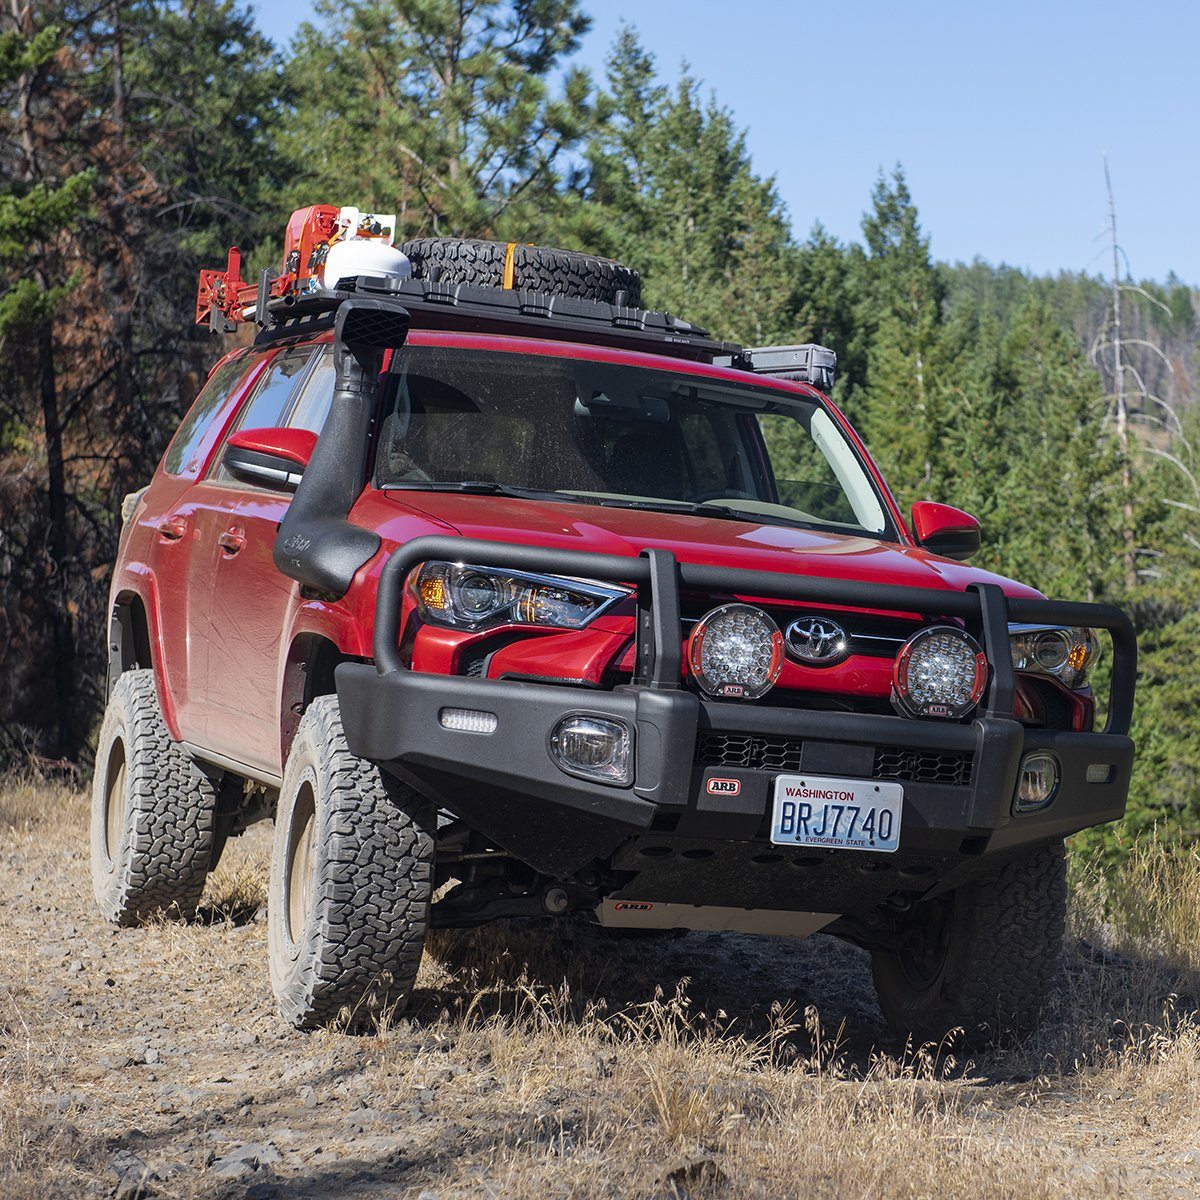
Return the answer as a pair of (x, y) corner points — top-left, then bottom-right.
(589, 496), (815, 530)
(383, 483), (817, 530)
(383, 481), (587, 503)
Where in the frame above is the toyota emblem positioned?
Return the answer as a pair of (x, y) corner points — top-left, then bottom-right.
(786, 616), (849, 665)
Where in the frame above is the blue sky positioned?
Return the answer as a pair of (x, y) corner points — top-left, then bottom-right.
(251, 0), (1199, 284)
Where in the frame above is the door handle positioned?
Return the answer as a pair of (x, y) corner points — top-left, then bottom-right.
(218, 528), (246, 555)
(156, 516), (187, 541)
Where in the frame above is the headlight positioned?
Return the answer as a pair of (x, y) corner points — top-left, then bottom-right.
(1009, 625), (1099, 689)
(893, 625), (988, 720)
(687, 603), (784, 700)
(411, 562), (628, 631)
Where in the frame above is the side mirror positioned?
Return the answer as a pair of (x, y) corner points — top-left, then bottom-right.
(910, 501), (981, 562)
(223, 427), (317, 491)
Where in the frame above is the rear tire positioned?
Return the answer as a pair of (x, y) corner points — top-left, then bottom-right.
(268, 696), (435, 1030)
(871, 841), (1066, 1044)
(399, 237), (642, 307)
(90, 670), (216, 924)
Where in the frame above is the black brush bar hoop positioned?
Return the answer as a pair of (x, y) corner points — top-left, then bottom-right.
(372, 536), (1137, 735)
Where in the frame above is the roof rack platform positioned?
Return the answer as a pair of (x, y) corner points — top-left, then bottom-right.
(253, 273), (743, 364)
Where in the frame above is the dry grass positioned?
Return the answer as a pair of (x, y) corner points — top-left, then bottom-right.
(198, 839), (270, 924)
(2, 780), (1200, 1198)
(0, 772), (87, 831)
(1073, 837), (1200, 987)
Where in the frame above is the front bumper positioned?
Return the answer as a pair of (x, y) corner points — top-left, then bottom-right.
(337, 666), (1133, 915)
(337, 536), (1137, 918)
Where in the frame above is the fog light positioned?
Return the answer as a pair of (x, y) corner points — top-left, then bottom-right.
(439, 707), (498, 734)
(1014, 751), (1060, 813)
(549, 715), (633, 785)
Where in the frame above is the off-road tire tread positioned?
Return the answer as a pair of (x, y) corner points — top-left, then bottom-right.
(91, 670), (216, 925)
(269, 696), (434, 1031)
(872, 840), (1066, 1042)
(399, 237), (642, 307)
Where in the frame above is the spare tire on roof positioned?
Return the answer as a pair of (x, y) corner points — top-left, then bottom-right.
(398, 237), (642, 308)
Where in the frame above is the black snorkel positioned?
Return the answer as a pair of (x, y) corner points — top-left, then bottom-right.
(273, 296), (410, 595)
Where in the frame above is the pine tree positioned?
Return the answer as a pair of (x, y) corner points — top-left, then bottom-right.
(988, 298), (1123, 601)
(0, 16), (95, 759)
(793, 224), (856, 374)
(0, 22), (93, 336)
(0, 1), (284, 760)
(847, 168), (945, 504)
(932, 299), (1006, 542)
(121, 0), (285, 265)
(582, 28), (797, 343)
(281, 0), (595, 240)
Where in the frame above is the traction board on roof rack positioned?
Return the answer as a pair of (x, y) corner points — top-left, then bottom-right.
(254, 273), (744, 362)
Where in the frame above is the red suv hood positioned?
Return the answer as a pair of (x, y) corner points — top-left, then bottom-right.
(389, 492), (1042, 602)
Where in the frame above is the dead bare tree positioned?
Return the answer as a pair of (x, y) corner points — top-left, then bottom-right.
(1091, 156), (1196, 588)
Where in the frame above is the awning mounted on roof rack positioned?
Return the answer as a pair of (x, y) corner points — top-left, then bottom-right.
(718, 343), (837, 393)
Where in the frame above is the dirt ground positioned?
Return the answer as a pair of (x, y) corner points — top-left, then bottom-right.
(3, 780), (1200, 1199)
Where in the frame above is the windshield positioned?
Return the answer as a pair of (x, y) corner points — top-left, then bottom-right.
(374, 346), (892, 538)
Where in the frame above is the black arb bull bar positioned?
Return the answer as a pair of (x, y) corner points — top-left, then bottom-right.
(336, 537), (1137, 888)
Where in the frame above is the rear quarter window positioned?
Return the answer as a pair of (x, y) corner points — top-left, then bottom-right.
(163, 354), (253, 479)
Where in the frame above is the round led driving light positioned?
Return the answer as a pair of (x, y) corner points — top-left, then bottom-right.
(893, 625), (987, 720)
(687, 603), (784, 700)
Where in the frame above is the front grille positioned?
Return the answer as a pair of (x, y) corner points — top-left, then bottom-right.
(871, 745), (974, 786)
(679, 595), (922, 659)
(697, 732), (805, 772)
(695, 731), (973, 787)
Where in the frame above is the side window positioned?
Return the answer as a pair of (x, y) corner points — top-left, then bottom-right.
(287, 347), (336, 434)
(232, 346), (317, 434)
(163, 354), (250, 478)
(209, 345), (318, 483)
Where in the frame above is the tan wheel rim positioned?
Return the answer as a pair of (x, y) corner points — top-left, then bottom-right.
(104, 740), (127, 866)
(286, 783), (317, 947)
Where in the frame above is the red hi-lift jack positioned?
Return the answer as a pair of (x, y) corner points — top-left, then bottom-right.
(195, 204), (400, 331)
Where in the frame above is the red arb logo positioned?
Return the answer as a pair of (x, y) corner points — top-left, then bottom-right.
(706, 777), (741, 796)
(613, 901), (653, 911)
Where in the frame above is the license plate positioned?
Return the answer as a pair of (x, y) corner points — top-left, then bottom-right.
(770, 775), (902, 853)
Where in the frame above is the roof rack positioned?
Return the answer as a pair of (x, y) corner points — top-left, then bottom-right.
(251, 273), (743, 364)
(196, 204), (839, 376)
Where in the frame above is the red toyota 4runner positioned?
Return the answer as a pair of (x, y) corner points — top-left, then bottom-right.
(91, 209), (1137, 1040)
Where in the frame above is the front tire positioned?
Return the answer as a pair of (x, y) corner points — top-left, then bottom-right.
(268, 696), (435, 1030)
(871, 840), (1066, 1044)
(90, 670), (216, 924)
